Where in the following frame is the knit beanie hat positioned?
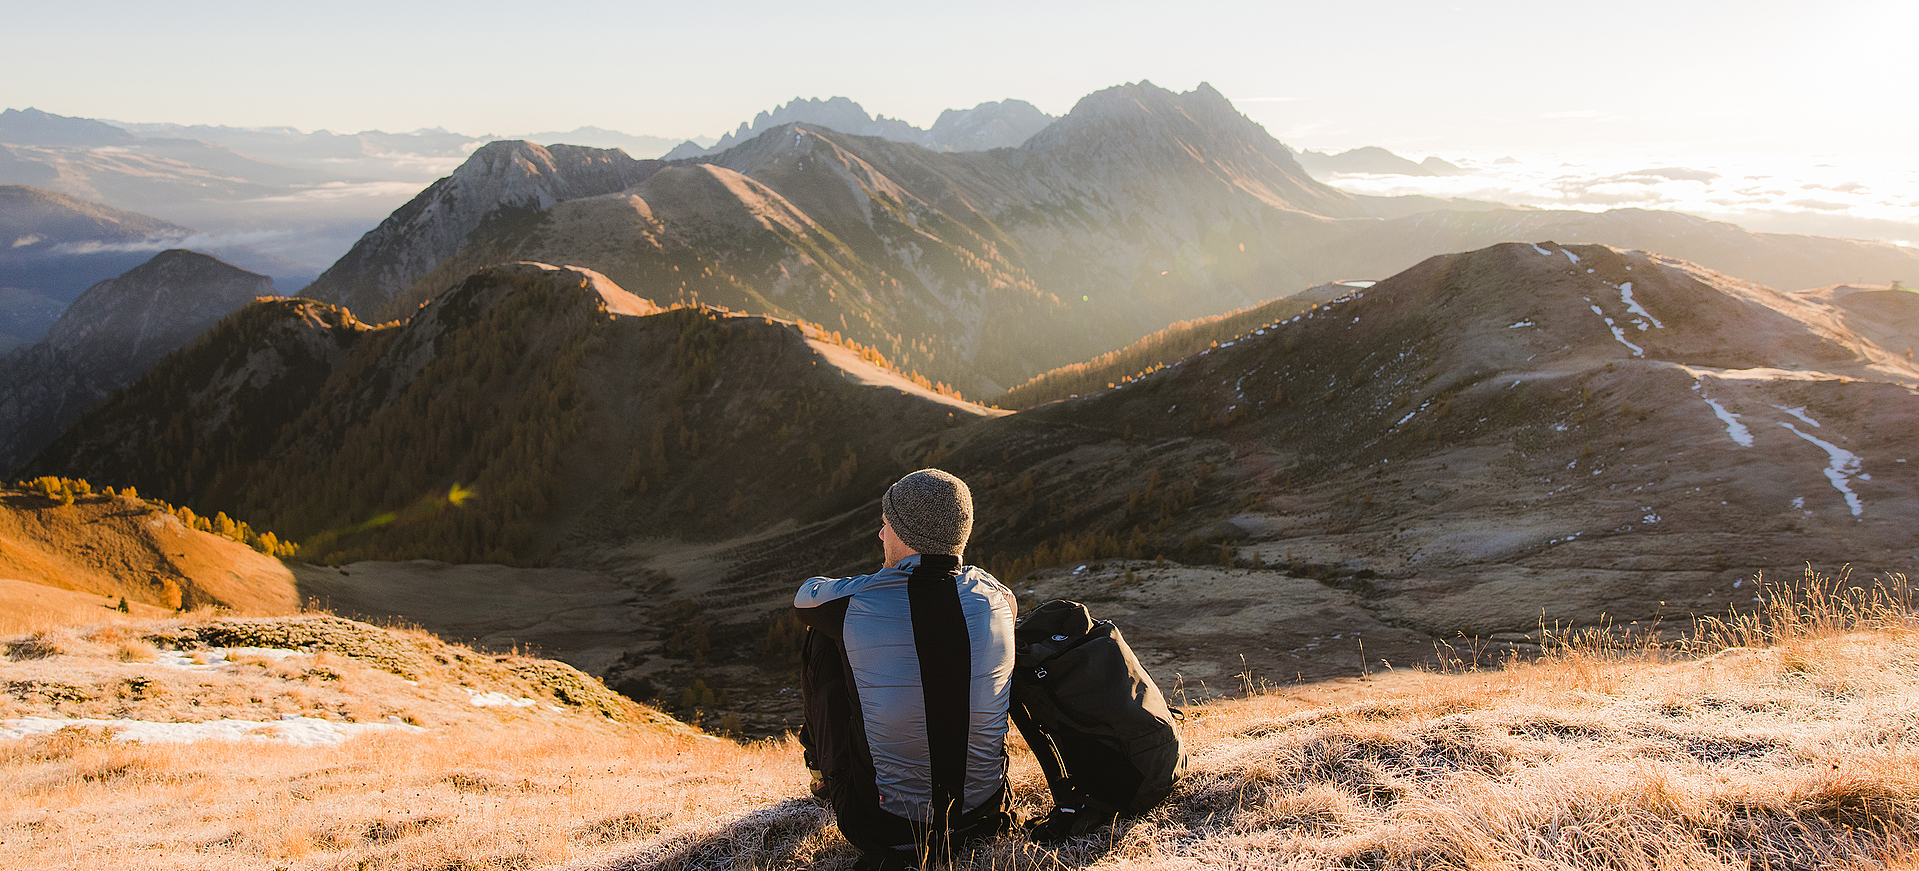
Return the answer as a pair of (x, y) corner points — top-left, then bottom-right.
(882, 469), (974, 556)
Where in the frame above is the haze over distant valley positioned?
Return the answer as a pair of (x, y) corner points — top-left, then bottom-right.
(1304, 148), (1919, 255)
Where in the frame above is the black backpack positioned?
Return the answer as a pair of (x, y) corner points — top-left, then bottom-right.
(1009, 599), (1188, 837)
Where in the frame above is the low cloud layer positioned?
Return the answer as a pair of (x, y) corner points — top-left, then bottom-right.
(1319, 156), (1919, 247)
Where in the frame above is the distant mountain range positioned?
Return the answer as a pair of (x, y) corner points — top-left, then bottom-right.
(298, 81), (1919, 398)
(1292, 145), (1466, 177)
(662, 96), (1054, 159)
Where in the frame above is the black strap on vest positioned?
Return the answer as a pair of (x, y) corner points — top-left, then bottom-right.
(906, 553), (968, 831)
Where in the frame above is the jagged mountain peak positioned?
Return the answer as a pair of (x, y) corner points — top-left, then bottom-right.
(689, 96), (1057, 158)
(703, 96), (919, 155)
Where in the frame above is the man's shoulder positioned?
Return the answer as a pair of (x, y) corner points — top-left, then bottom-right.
(794, 564), (911, 608)
(959, 564), (1007, 588)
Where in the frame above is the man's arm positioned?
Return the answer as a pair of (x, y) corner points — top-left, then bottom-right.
(793, 596), (850, 642)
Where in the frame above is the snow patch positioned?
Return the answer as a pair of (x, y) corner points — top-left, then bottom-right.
(1563, 249), (1581, 264)
(469, 692), (539, 709)
(1692, 382), (1753, 447)
(1772, 405), (1820, 427)
(1396, 398), (1434, 427)
(1530, 243), (1554, 257)
(1616, 282), (1663, 328)
(1590, 305), (1643, 356)
(154, 647), (309, 671)
(1, 715), (422, 747)
(1781, 422), (1865, 516)
(1508, 319), (1534, 328)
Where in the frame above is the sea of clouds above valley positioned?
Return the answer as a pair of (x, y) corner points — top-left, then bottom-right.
(1321, 155), (1919, 250)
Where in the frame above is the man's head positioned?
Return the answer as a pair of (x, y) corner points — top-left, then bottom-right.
(880, 469), (973, 562)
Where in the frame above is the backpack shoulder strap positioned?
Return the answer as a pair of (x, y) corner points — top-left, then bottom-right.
(1010, 695), (1069, 798)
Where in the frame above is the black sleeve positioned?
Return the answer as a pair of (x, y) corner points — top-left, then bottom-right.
(794, 596), (850, 642)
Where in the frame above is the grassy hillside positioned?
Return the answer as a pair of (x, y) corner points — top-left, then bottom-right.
(3, 571), (1914, 869)
(0, 479), (300, 618)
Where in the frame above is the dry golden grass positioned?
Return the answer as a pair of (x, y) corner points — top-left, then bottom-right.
(617, 569), (1919, 871)
(4, 570), (1916, 870)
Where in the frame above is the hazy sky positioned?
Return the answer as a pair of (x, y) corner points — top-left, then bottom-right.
(5, 0), (1912, 163)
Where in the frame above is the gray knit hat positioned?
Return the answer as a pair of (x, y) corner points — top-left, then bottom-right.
(882, 469), (974, 556)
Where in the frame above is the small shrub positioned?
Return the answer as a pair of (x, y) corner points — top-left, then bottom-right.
(4, 633), (63, 660)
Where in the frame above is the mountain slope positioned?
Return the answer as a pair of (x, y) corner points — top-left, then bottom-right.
(298, 141), (661, 317)
(322, 81), (1918, 401)
(0, 249), (275, 474)
(994, 280), (1358, 409)
(34, 261), (997, 565)
(373, 82), (1363, 394)
(930, 242), (1919, 691)
(0, 183), (189, 242)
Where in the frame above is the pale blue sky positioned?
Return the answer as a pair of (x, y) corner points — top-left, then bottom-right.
(5, 0), (1912, 162)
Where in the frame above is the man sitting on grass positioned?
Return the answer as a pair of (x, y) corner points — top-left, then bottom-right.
(794, 469), (1019, 870)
